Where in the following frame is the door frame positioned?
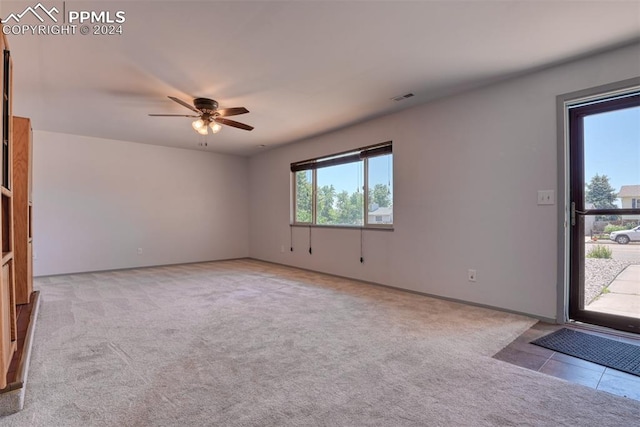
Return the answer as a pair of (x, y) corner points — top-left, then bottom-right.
(556, 77), (640, 331)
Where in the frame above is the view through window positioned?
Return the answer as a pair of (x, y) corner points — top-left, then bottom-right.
(581, 103), (640, 319)
(292, 143), (393, 227)
(567, 88), (640, 333)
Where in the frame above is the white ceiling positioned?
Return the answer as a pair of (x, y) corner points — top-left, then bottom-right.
(4, 0), (640, 155)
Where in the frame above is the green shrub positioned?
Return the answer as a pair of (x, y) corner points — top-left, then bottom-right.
(604, 224), (628, 233)
(586, 245), (612, 259)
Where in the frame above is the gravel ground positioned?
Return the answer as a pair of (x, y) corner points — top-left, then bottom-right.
(584, 258), (634, 305)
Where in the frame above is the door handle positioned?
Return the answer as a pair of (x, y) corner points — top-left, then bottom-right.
(570, 202), (587, 226)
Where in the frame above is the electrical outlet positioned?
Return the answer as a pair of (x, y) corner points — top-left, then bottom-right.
(33, 252), (37, 260)
(468, 269), (477, 282)
(280, 245), (285, 253)
(137, 248), (143, 255)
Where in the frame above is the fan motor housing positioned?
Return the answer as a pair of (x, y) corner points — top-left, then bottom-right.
(194, 98), (218, 113)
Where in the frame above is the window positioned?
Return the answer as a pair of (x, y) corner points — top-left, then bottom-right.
(367, 151), (393, 225)
(294, 170), (313, 223)
(291, 142), (393, 227)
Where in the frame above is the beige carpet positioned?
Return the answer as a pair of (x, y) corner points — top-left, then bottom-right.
(2, 259), (639, 426)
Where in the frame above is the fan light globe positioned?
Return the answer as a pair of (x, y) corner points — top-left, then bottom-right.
(210, 122), (222, 134)
(192, 119), (205, 131)
(197, 126), (209, 135)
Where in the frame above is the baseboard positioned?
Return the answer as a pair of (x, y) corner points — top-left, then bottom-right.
(246, 257), (557, 324)
(34, 257), (251, 278)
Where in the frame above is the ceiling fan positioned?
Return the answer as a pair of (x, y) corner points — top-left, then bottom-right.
(149, 96), (254, 135)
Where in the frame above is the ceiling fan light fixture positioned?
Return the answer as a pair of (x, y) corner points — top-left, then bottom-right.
(192, 118), (206, 131)
(210, 121), (222, 134)
(151, 96), (252, 136)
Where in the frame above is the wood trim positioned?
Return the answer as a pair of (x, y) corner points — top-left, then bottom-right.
(12, 117), (31, 305)
(1, 253), (11, 264)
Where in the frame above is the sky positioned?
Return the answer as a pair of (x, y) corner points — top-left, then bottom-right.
(316, 154), (393, 196)
(584, 105), (640, 201)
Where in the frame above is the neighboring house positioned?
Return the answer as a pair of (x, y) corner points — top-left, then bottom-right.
(618, 185), (640, 220)
(367, 206), (393, 224)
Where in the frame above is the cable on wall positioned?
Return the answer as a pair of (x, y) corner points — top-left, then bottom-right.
(290, 225), (294, 252)
(360, 228), (364, 263)
(308, 226), (312, 255)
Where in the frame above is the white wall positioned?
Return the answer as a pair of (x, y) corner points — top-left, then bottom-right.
(33, 132), (249, 275)
(248, 43), (640, 320)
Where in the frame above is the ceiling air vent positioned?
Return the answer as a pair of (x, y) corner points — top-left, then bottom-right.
(391, 93), (415, 102)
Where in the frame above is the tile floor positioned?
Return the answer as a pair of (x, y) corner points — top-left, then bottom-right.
(494, 322), (640, 401)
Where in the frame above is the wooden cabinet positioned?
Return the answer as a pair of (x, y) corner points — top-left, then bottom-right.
(12, 117), (32, 305)
(0, 27), (16, 390)
(0, 25), (37, 408)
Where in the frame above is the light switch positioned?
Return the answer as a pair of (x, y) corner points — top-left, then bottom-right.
(537, 190), (555, 205)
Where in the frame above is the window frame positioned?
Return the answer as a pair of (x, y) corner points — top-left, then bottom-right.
(291, 142), (393, 229)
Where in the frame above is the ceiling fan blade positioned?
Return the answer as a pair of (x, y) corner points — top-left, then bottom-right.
(149, 114), (200, 117)
(216, 107), (249, 117)
(215, 117), (254, 131)
(168, 96), (199, 113)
